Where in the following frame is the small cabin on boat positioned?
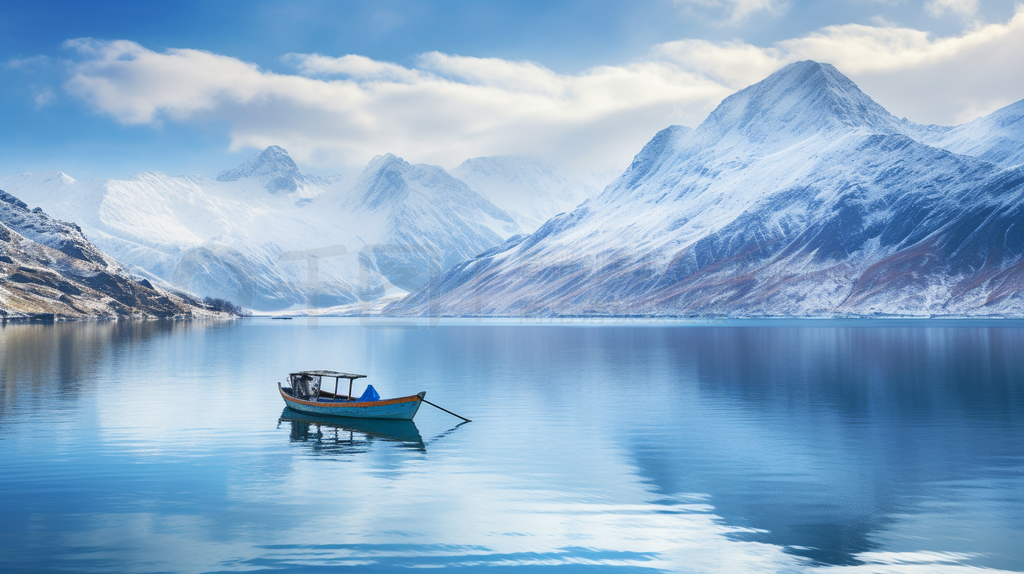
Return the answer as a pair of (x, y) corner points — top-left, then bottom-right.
(286, 370), (379, 402)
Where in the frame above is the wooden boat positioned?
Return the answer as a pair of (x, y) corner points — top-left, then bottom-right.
(278, 370), (425, 420)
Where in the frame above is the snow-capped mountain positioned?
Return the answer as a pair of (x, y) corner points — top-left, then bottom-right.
(386, 61), (1024, 318)
(321, 153), (519, 294)
(913, 100), (1024, 169)
(451, 156), (599, 231)
(0, 147), (530, 311)
(0, 190), (219, 319)
(0, 164), (353, 310)
(216, 144), (332, 198)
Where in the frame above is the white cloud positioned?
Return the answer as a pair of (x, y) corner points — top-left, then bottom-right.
(5, 55), (51, 70)
(60, 7), (1024, 172)
(32, 85), (55, 109)
(653, 5), (1024, 123)
(673, 0), (787, 24)
(283, 53), (424, 83)
(925, 0), (980, 19)
(62, 38), (730, 172)
(64, 38), (274, 126)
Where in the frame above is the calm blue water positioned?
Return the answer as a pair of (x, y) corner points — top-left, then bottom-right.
(1, 318), (1022, 573)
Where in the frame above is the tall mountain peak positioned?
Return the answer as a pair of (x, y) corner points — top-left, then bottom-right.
(700, 60), (899, 146)
(349, 153), (415, 210)
(217, 145), (302, 194)
(364, 152), (410, 172)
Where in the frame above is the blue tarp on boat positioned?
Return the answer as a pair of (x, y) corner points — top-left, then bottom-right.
(358, 384), (380, 402)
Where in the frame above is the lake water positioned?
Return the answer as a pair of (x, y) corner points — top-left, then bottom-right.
(1, 318), (1022, 573)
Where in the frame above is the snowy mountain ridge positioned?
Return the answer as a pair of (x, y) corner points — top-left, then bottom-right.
(694, 61), (901, 152)
(216, 144), (330, 197)
(0, 147), (602, 311)
(317, 152), (520, 294)
(913, 99), (1024, 169)
(452, 156), (598, 230)
(386, 61), (1024, 318)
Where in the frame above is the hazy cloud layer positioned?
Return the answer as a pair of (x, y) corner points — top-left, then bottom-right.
(61, 7), (1024, 172)
(673, 0), (787, 24)
(925, 0), (980, 19)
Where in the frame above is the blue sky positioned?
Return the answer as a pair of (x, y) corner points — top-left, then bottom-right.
(2, 0), (1022, 179)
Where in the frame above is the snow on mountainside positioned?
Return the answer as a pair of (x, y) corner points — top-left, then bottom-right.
(216, 144), (334, 198)
(914, 100), (1024, 169)
(0, 190), (222, 319)
(318, 152), (521, 293)
(0, 165), (358, 310)
(0, 147), (529, 311)
(386, 61), (1024, 318)
(693, 59), (901, 153)
(452, 156), (599, 231)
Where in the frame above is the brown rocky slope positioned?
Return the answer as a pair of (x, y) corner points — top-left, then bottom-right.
(1, 189), (228, 320)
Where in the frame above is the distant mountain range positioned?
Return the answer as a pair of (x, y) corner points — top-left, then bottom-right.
(0, 190), (222, 319)
(6, 60), (1024, 318)
(387, 61), (1024, 318)
(0, 148), (602, 311)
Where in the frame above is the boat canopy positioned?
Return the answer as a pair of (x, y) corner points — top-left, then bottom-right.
(291, 370), (366, 379)
(288, 370), (370, 401)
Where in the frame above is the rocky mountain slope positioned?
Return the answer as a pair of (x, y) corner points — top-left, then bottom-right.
(386, 61), (1024, 318)
(0, 190), (221, 320)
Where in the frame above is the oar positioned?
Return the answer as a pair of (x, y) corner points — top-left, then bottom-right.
(422, 399), (472, 422)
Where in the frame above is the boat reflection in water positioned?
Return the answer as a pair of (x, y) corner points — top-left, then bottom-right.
(278, 407), (425, 453)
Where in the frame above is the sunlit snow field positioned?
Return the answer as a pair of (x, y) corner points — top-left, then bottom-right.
(1, 318), (1022, 572)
